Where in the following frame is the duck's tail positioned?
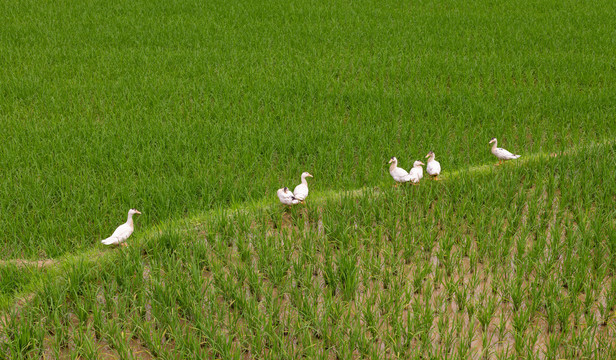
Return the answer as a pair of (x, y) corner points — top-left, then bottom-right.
(101, 237), (117, 245)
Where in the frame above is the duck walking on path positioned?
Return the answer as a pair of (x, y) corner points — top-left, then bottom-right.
(101, 209), (142, 247)
(293, 172), (313, 204)
(489, 138), (521, 165)
(425, 151), (441, 181)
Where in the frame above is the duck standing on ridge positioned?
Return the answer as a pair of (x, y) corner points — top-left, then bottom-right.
(388, 157), (412, 186)
(277, 187), (300, 205)
(409, 160), (424, 184)
(101, 209), (142, 247)
(489, 137), (521, 165)
(293, 172), (313, 204)
(425, 151), (441, 180)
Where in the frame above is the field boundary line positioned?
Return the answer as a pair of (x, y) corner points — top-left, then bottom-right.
(3, 138), (613, 265)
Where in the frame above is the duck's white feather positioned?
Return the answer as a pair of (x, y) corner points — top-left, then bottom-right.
(426, 160), (441, 176)
(409, 166), (423, 183)
(492, 147), (521, 160)
(390, 165), (412, 183)
(293, 184), (309, 201)
(101, 223), (134, 245)
(277, 188), (300, 205)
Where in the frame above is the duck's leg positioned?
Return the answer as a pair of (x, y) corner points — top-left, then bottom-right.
(434, 175), (440, 181)
(121, 243), (128, 247)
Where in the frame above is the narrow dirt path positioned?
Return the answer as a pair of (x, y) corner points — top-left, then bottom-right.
(0, 259), (57, 269)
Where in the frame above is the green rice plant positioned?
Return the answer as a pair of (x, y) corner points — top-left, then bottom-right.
(496, 310), (510, 343)
(74, 323), (102, 359)
(409, 262), (430, 295)
(246, 265), (264, 301)
(0, 308), (45, 359)
(254, 234), (290, 288)
(454, 282), (469, 313)
(103, 317), (132, 359)
(598, 277), (616, 326)
(336, 250), (359, 301)
(480, 326), (495, 360)
(436, 312), (456, 358)
(544, 331), (563, 360)
(508, 275), (527, 312)
(91, 297), (105, 341)
(457, 316), (475, 359)
(477, 291), (497, 331)
(512, 306), (532, 354)
(322, 249), (338, 296)
(521, 328), (541, 360)
(0, 265), (37, 308)
(596, 334), (616, 359)
(555, 298), (571, 335)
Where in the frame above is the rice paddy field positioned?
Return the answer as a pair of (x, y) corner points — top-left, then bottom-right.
(1, 0), (616, 358)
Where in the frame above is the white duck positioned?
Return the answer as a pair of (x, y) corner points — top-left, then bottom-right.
(409, 160), (425, 184)
(293, 172), (313, 203)
(489, 137), (521, 165)
(388, 157), (412, 185)
(425, 151), (441, 180)
(277, 187), (300, 205)
(101, 209), (142, 246)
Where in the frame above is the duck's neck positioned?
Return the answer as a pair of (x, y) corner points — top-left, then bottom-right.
(427, 154), (435, 163)
(389, 161), (398, 173)
(126, 213), (134, 225)
(491, 140), (498, 151)
(301, 175), (308, 186)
